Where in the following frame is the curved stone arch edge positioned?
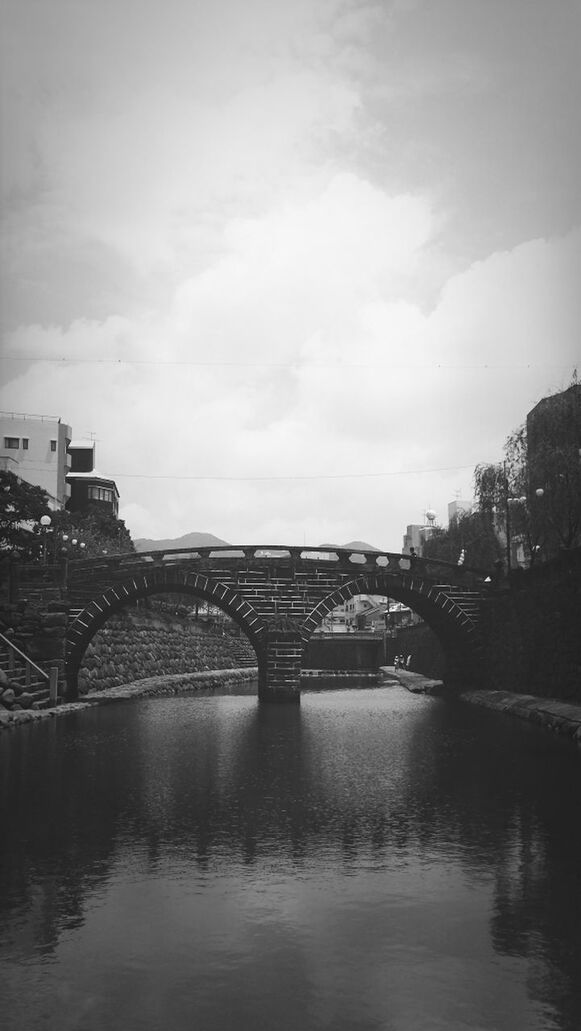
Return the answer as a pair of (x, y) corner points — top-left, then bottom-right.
(299, 573), (480, 657)
(66, 572), (266, 697)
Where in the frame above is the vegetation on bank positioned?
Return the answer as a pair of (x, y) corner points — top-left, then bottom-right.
(424, 378), (581, 569)
(0, 469), (134, 560)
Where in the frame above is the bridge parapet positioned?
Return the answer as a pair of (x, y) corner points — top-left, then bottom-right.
(67, 545), (489, 592)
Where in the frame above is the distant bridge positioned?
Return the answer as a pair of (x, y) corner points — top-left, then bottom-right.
(64, 545), (491, 702)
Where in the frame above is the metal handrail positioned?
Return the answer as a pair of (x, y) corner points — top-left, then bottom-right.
(0, 630), (49, 682)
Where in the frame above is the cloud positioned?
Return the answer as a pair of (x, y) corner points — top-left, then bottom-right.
(1, 1), (579, 550)
(2, 165), (578, 547)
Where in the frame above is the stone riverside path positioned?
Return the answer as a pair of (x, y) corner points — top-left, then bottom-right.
(386, 667), (581, 747)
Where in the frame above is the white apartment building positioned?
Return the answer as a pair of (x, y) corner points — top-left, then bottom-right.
(0, 412), (72, 509)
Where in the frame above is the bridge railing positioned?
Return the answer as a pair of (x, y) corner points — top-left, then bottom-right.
(65, 545), (491, 590)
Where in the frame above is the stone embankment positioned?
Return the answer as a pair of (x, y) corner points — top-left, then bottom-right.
(388, 668), (581, 746)
(0, 666), (258, 731)
(77, 611), (256, 693)
(458, 689), (581, 745)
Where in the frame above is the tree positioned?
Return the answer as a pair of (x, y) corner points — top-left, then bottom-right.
(422, 510), (503, 570)
(0, 470), (52, 560)
(526, 383), (581, 555)
(474, 379), (581, 564)
(50, 506), (135, 559)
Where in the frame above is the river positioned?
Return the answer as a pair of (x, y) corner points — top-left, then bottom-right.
(1, 681), (580, 1031)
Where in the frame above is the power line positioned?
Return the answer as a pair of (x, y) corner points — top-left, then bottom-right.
(0, 355), (573, 371)
(107, 463), (477, 482)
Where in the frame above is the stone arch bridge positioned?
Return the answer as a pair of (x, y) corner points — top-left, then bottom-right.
(64, 545), (490, 702)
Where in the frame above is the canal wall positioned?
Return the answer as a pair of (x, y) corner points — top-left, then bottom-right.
(0, 599), (68, 686)
(458, 688), (581, 746)
(392, 550), (581, 701)
(303, 633), (385, 672)
(77, 610), (257, 694)
(392, 623), (445, 679)
(479, 548), (581, 702)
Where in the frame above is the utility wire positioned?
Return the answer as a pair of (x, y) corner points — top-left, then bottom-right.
(105, 463), (477, 482)
(0, 355), (573, 370)
(8, 462), (478, 482)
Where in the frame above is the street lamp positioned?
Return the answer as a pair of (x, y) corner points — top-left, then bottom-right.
(39, 514), (51, 564)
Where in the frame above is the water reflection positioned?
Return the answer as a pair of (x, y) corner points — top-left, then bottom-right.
(1, 684), (580, 1031)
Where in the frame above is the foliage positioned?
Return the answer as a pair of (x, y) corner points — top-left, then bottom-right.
(473, 379), (581, 564)
(0, 472), (135, 561)
(526, 384), (581, 555)
(50, 506), (135, 559)
(422, 510), (503, 570)
(0, 470), (52, 559)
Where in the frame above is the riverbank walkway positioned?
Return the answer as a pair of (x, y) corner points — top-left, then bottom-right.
(384, 667), (581, 746)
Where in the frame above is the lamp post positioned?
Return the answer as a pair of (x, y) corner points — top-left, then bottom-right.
(505, 495), (527, 571)
(39, 514), (51, 564)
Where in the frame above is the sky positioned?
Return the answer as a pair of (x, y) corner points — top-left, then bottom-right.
(1, 0), (579, 549)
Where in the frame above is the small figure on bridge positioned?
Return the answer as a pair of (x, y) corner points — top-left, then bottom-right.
(409, 547), (418, 568)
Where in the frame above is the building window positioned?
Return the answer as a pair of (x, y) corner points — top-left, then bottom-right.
(50, 440), (57, 452)
(3, 437), (19, 449)
(22, 438), (29, 450)
(88, 486), (114, 503)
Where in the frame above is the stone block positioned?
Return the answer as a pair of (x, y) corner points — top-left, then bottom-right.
(42, 613), (68, 627)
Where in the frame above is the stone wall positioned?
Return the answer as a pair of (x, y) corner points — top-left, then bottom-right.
(0, 599), (68, 682)
(479, 549), (581, 701)
(303, 634), (386, 671)
(392, 623), (446, 679)
(393, 550), (581, 699)
(78, 611), (257, 694)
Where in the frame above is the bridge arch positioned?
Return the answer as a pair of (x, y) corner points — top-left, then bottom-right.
(66, 566), (267, 696)
(300, 571), (481, 681)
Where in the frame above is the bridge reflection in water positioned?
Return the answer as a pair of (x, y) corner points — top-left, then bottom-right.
(65, 545), (488, 701)
(1, 683), (579, 1030)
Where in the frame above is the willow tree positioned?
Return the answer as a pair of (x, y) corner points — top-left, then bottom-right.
(474, 379), (581, 564)
(525, 381), (581, 555)
(422, 509), (503, 570)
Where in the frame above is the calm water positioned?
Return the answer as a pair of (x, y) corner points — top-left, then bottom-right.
(1, 682), (580, 1031)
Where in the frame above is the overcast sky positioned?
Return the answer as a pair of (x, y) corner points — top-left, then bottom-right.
(1, 0), (579, 548)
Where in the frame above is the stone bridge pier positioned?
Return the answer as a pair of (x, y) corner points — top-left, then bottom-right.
(259, 621), (304, 703)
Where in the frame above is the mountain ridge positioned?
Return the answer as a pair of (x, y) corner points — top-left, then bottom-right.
(134, 532), (230, 553)
(134, 533), (382, 553)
